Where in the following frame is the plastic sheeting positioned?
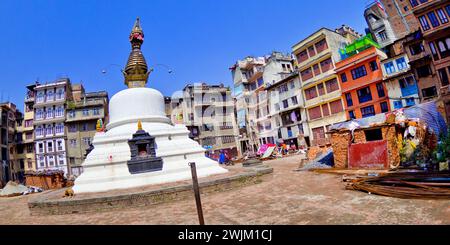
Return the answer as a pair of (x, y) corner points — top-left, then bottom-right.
(329, 101), (447, 139)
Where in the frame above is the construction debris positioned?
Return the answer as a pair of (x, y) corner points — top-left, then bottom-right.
(0, 181), (28, 197)
(346, 172), (450, 199)
(298, 150), (333, 171)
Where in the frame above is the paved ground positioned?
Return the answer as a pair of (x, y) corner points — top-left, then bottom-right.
(0, 155), (449, 224)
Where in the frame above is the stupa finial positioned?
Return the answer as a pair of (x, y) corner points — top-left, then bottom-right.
(124, 17), (150, 88)
(137, 120), (143, 131)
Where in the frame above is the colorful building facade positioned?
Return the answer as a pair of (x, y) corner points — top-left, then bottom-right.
(335, 37), (390, 119)
(292, 26), (361, 146)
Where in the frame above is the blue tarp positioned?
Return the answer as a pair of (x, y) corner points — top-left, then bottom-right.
(329, 101), (447, 139)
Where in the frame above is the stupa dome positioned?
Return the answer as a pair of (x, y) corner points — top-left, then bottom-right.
(108, 87), (168, 129)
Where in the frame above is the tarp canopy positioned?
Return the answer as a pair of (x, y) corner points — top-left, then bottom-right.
(329, 101), (447, 138)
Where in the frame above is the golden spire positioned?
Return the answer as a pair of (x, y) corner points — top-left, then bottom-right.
(137, 120), (143, 131)
(124, 17), (151, 88)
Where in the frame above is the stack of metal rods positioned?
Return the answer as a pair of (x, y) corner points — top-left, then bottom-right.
(346, 172), (450, 199)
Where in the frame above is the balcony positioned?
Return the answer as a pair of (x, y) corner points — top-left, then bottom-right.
(25, 96), (35, 103)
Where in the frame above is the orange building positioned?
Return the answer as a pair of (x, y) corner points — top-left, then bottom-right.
(335, 43), (390, 119)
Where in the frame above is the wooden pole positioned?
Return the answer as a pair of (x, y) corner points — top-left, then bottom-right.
(189, 162), (205, 225)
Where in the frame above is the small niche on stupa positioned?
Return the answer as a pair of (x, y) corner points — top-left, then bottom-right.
(127, 120), (163, 174)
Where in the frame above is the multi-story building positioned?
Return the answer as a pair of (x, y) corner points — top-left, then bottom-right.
(335, 35), (390, 119)
(381, 38), (420, 109)
(66, 84), (109, 176)
(230, 52), (294, 152)
(0, 102), (20, 185)
(365, 1), (399, 48)
(176, 83), (240, 157)
(365, 0), (420, 48)
(410, 0), (450, 121)
(292, 26), (360, 146)
(265, 71), (309, 147)
(21, 84), (37, 173)
(33, 79), (72, 174)
(379, 0), (420, 39)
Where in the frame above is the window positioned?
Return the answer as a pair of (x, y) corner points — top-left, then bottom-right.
(369, 60), (378, 71)
(405, 98), (416, 106)
(56, 140), (64, 151)
(291, 96), (298, 105)
(81, 123), (89, 131)
(380, 101), (389, 113)
(58, 154), (65, 165)
(419, 15), (431, 31)
(376, 83), (385, 97)
(384, 62), (396, 74)
(257, 77), (264, 87)
(56, 88), (65, 100)
(83, 109), (90, 116)
(308, 106), (322, 120)
(36, 91), (45, 103)
(312, 63), (319, 75)
(312, 127), (325, 140)
(38, 156), (45, 167)
(417, 65), (431, 78)
(304, 87), (318, 100)
(320, 58), (333, 73)
(47, 90), (54, 101)
(394, 100), (403, 109)
(396, 57), (407, 70)
(289, 81), (295, 89)
(70, 139), (77, 148)
(365, 129), (383, 141)
(308, 46), (316, 57)
(69, 124), (78, 133)
(300, 68), (313, 81)
(46, 125), (53, 136)
(422, 86), (437, 98)
(351, 65), (367, 80)
(93, 108), (100, 115)
(409, 43), (423, 55)
(55, 106), (64, 117)
(68, 110), (75, 118)
(437, 9), (449, 23)
(297, 50), (309, 63)
(410, 0), (418, 7)
(447, 5), (450, 18)
(345, 93), (353, 107)
(46, 107), (53, 118)
(282, 99), (289, 109)
(438, 68), (449, 86)
(330, 100), (343, 114)
(429, 42), (440, 60)
(325, 78), (339, 93)
(357, 87), (373, 104)
(378, 31), (388, 41)
(349, 110), (356, 119)
(55, 123), (64, 134)
(361, 105), (375, 118)
(427, 11), (440, 27)
(322, 104), (330, 117)
(47, 141), (53, 152)
(436, 38), (450, 59)
(38, 142), (44, 154)
(340, 73), (348, 83)
(27, 144), (33, 153)
(83, 137), (91, 146)
(35, 126), (44, 137)
(278, 84), (288, 94)
(317, 83), (325, 96)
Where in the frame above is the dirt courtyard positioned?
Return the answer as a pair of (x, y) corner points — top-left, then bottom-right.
(0, 155), (449, 225)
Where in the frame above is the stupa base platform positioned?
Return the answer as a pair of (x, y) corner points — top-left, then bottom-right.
(28, 164), (273, 216)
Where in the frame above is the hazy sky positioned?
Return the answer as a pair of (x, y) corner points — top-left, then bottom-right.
(0, 0), (370, 109)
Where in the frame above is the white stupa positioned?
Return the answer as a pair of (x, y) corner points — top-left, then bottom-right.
(72, 18), (227, 194)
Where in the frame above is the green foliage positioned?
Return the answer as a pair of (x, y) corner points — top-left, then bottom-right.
(67, 101), (76, 110)
(433, 127), (450, 162)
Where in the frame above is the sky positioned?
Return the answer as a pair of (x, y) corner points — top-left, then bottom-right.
(0, 0), (371, 109)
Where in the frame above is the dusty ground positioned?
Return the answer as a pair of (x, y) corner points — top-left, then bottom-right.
(0, 155), (449, 225)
